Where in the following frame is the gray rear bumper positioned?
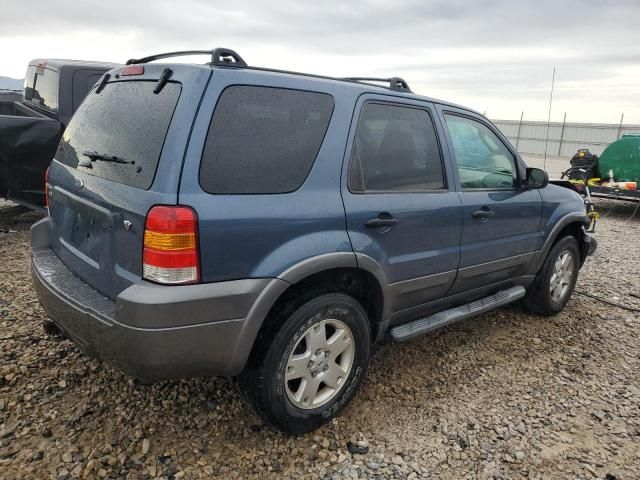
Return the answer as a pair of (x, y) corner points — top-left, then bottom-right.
(31, 219), (288, 381)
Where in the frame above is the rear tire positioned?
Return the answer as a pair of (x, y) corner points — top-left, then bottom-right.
(242, 293), (371, 434)
(523, 236), (580, 315)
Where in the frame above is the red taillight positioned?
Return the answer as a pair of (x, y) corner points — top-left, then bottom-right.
(143, 206), (200, 285)
(44, 167), (50, 211)
(120, 65), (144, 76)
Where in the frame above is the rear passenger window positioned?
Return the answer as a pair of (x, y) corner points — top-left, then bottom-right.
(349, 103), (445, 192)
(199, 86), (334, 194)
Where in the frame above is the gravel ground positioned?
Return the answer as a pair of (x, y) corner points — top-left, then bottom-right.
(0, 197), (639, 480)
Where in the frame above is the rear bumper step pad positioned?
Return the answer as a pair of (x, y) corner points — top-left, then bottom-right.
(390, 286), (526, 342)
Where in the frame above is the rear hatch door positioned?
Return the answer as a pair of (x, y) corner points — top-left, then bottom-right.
(47, 64), (211, 299)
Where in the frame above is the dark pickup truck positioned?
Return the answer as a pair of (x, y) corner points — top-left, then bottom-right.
(0, 89), (22, 102)
(0, 59), (118, 210)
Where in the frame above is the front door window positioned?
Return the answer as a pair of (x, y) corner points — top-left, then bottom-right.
(444, 114), (517, 190)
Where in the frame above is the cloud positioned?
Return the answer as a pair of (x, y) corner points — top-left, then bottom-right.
(1, 0), (638, 122)
(3, 0), (639, 51)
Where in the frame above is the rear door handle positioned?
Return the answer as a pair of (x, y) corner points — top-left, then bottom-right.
(472, 207), (495, 219)
(365, 213), (399, 229)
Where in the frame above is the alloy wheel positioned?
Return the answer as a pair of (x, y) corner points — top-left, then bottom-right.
(284, 319), (355, 409)
(549, 249), (574, 303)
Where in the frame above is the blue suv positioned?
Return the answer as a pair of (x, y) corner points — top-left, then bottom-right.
(31, 48), (596, 433)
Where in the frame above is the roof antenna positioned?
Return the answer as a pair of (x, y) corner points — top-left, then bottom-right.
(543, 67), (556, 170)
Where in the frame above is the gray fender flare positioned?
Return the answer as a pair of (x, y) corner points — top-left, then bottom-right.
(354, 253), (393, 330)
(279, 253), (392, 322)
(279, 252), (393, 338)
(228, 252), (392, 372)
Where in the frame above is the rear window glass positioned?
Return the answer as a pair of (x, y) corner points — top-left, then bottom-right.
(24, 65), (59, 113)
(55, 81), (181, 189)
(199, 86), (334, 194)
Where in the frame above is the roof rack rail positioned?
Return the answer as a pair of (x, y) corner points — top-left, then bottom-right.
(341, 77), (412, 92)
(126, 48), (247, 67)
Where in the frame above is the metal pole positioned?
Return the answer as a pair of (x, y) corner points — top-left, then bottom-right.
(515, 111), (524, 150)
(617, 113), (624, 139)
(543, 67), (556, 170)
(558, 112), (567, 156)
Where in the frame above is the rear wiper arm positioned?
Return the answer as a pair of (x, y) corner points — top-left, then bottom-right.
(82, 151), (135, 165)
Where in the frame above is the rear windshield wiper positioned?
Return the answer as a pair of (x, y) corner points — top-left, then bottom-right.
(82, 151), (135, 165)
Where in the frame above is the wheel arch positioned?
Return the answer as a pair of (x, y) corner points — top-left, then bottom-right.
(238, 254), (391, 373)
(276, 253), (391, 328)
(528, 213), (590, 274)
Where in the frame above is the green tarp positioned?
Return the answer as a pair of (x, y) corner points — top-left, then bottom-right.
(599, 134), (640, 182)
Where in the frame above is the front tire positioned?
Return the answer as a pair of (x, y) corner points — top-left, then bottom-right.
(523, 235), (580, 315)
(242, 293), (371, 434)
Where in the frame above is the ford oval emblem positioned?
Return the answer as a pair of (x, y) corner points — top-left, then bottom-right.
(74, 178), (84, 189)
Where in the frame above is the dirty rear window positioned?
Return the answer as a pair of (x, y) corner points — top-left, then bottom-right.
(55, 81), (181, 189)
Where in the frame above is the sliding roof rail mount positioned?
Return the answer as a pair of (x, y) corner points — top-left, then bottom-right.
(126, 48), (247, 67)
(341, 76), (412, 92)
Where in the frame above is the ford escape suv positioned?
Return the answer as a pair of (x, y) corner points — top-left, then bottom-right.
(31, 48), (596, 433)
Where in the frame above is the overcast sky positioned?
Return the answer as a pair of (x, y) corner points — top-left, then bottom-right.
(1, 0), (638, 123)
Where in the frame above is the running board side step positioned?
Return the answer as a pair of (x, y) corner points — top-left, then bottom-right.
(390, 286), (526, 342)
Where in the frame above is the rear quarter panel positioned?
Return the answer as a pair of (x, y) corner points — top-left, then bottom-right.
(178, 69), (359, 282)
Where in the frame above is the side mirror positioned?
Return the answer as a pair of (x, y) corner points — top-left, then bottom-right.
(525, 167), (549, 189)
